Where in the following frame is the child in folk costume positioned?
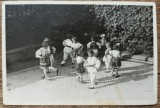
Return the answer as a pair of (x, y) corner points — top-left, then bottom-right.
(43, 38), (59, 74)
(75, 50), (86, 83)
(87, 36), (101, 57)
(111, 45), (121, 78)
(99, 34), (107, 56)
(103, 52), (112, 73)
(103, 43), (112, 73)
(36, 41), (58, 79)
(85, 49), (101, 89)
(61, 34), (73, 66)
(71, 37), (84, 68)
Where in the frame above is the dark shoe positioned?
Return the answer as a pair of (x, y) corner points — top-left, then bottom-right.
(81, 81), (87, 84)
(41, 75), (45, 79)
(61, 64), (66, 66)
(95, 82), (98, 85)
(47, 70), (51, 73)
(115, 74), (120, 78)
(88, 87), (95, 89)
(72, 65), (76, 68)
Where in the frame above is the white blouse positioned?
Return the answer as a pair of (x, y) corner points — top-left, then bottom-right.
(86, 56), (98, 66)
(71, 42), (82, 49)
(63, 39), (73, 47)
(111, 50), (120, 58)
(36, 46), (56, 59)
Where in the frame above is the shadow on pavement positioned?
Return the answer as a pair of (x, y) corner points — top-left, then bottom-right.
(96, 64), (153, 89)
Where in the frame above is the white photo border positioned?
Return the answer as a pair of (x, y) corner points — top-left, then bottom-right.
(2, 1), (158, 105)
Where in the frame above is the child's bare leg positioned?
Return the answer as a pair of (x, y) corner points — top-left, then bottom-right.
(115, 68), (120, 78)
(89, 72), (96, 89)
(43, 68), (50, 79)
(79, 74), (83, 82)
(111, 68), (115, 76)
(76, 73), (81, 81)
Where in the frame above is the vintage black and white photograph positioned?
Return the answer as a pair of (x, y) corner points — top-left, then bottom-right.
(2, 1), (157, 105)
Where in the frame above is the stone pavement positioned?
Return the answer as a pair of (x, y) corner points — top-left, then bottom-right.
(5, 57), (155, 105)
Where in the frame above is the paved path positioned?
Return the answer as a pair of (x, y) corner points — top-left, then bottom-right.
(5, 58), (155, 105)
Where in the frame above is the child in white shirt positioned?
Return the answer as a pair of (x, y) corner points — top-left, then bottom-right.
(85, 49), (100, 89)
(36, 41), (52, 79)
(103, 43), (112, 73)
(103, 49), (112, 73)
(111, 45), (121, 78)
(61, 34), (73, 65)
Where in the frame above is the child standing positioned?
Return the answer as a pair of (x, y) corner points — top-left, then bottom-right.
(103, 43), (112, 73)
(85, 49), (100, 89)
(87, 36), (101, 57)
(103, 50), (112, 73)
(111, 45), (121, 78)
(75, 51), (85, 83)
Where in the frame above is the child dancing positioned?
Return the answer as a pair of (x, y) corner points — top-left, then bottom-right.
(71, 37), (83, 68)
(43, 38), (58, 74)
(103, 43), (112, 73)
(85, 49), (101, 89)
(111, 45), (121, 78)
(75, 50), (85, 83)
(36, 41), (52, 79)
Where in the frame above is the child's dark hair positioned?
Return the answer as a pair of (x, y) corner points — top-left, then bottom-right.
(113, 45), (119, 50)
(77, 50), (84, 57)
(87, 49), (94, 56)
(91, 36), (96, 41)
(72, 37), (78, 42)
(67, 34), (73, 39)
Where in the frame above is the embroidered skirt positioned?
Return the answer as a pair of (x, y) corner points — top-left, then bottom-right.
(76, 62), (85, 73)
(112, 57), (121, 68)
(40, 55), (50, 68)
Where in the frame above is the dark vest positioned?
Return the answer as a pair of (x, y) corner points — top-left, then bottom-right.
(90, 41), (98, 49)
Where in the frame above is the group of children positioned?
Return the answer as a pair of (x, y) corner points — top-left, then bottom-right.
(36, 34), (121, 89)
